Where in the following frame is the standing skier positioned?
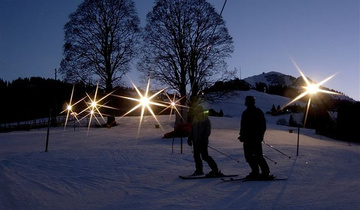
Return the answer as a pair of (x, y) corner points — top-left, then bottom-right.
(238, 96), (270, 179)
(187, 105), (223, 177)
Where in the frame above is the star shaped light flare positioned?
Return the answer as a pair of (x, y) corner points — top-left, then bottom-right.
(158, 94), (188, 121)
(283, 59), (340, 126)
(79, 83), (116, 130)
(60, 85), (86, 129)
(115, 79), (168, 138)
(61, 83), (116, 131)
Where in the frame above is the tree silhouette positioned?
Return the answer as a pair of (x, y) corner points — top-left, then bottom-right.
(138, 0), (233, 111)
(60, 0), (140, 125)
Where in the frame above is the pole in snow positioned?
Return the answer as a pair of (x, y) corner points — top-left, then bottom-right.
(208, 145), (240, 163)
(297, 126), (300, 156)
(263, 141), (291, 159)
(263, 154), (277, 164)
(45, 109), (51, 152)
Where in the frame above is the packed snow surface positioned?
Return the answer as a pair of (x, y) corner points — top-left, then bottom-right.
(1, 90), (359, 210)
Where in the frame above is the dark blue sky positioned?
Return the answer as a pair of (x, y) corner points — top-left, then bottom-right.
(0, 0), (359, 101)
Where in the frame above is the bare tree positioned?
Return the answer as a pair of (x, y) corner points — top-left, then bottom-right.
(138, 0), (233, 109)
(60, 0), (140, 126)
(61, 0), (140, 90)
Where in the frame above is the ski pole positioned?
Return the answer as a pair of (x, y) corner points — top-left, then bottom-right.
(263, 141), (291, 159)
(208, 145), (240, 163)
(263, 154), (277, 164)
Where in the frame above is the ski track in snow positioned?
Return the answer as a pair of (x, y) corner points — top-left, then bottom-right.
(1, 90), (359, 210)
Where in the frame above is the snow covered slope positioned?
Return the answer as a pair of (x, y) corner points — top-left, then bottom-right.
(244, 71), (296, 88)
(243, 71), (355, 101)
(1, 90), (359, 210)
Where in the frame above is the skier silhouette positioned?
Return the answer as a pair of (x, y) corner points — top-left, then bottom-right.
(238, 96), (270, 179)
(187, 105), (223, 177)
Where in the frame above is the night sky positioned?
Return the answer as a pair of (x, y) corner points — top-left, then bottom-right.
(0, 0), (359, 101)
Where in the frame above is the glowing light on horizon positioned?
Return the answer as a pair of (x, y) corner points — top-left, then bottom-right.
(91, 101), (97, 108)
(283, 59), (340, 127)
(114, 79), (167, 138)
(306, 84), (320, 95)
(77, 82), (116, 131)
(61, 83), (116, 132)
(61, 79), (185, 137)
(159, 93), (188, 121)
(60, 85), (86, 129)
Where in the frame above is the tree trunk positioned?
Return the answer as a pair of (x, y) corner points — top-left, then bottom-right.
(105, 80), (116, 127)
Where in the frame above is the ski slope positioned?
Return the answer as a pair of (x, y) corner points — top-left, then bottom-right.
(1, 90), (359, 210)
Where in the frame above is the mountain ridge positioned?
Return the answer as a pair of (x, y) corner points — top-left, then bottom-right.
(242, 71), (354, 101)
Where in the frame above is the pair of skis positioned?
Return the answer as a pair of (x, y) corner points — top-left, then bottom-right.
(179, 174), (287, 182)
(221, 175), (287, 182)
(179, 174), (238, 180)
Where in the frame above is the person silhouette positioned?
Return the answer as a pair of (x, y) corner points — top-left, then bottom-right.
(238, 96), (270, 180)
(187, 105), (223, 177)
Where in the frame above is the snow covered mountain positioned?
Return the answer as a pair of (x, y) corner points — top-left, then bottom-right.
(244, 71), (296, 88)
(243, 71), (354, 101)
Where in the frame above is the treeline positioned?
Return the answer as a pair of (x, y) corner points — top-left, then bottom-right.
(1, 77), (358, 142)
(0, 77), (169, 125)
(203, 78), (250, 93)
(1, 77), (79, 124)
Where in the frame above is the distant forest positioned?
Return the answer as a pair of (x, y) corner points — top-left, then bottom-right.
(0, 77), (73, 124)
(0, 77), (163, 125)
(0, 77), (358, 142)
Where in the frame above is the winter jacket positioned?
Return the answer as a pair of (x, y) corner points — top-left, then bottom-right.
(239, 106), (266, 143)
(188, 116), (211, 145)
